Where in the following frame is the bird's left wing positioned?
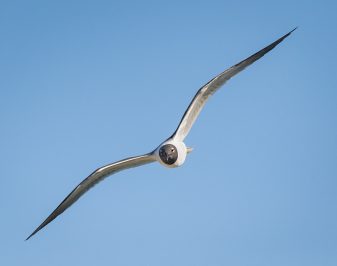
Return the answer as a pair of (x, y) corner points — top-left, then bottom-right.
(26, 153), (156, 240)
(172, 28), (296, 141)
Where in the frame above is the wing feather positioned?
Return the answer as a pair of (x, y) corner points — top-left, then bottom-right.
(172, 28), (296, 141)
(26, 153), (155, 240)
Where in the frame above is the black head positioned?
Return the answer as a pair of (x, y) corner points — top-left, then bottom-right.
(159, 144), (178, 165)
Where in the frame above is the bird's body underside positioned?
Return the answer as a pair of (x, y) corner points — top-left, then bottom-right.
(26, 28), (296, 240)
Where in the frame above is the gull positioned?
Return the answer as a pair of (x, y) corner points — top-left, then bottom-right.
(26, 28), (296, 240)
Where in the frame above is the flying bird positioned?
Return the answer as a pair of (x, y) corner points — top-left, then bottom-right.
(26, 28), (296, 240)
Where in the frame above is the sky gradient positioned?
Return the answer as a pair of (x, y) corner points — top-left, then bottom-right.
(1, 1), (337, 265)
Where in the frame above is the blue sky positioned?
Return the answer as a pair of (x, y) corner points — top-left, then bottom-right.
(1, 0), (337, 265)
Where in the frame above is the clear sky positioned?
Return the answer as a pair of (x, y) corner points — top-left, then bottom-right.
(1, 0), (336, 265)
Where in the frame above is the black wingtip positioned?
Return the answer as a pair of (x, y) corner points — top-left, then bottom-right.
(25, 228), (39, 241)
(25, 217), (51, 241)
(280, 27), (297, 42)
(289, 27), (298, 35)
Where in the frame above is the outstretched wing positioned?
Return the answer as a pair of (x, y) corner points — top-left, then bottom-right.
(26, 153), (156, 240)
(172, 28), (296, 141)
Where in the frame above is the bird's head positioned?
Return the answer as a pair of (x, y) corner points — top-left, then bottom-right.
(155, 140), (191, 168)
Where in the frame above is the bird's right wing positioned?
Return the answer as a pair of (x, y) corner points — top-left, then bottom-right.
(172, 28), (296, 142)
(26, 153), (156, 240)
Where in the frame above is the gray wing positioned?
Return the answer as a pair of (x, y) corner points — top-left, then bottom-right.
(26, 153), (156, 240)
(172, 28), (296, 141)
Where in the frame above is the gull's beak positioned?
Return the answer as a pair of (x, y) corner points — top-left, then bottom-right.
(187, 147), (193, 154)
